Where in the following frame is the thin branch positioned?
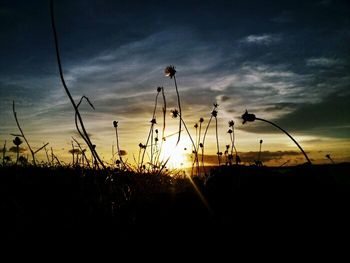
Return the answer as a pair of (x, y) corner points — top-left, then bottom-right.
(50, 0), (105, 169)
(256, 117), (312, 165)
(34, 142), (49, 154)
(173, 76), (182, 145)
(12, 101), (36, 166)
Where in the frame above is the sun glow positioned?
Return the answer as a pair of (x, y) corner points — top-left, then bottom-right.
(158, 135), (192, 170)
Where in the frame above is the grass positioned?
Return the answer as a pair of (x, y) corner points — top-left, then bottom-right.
(2, 162), (350, 243)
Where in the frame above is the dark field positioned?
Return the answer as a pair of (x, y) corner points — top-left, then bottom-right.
(1, 163), (350, 244)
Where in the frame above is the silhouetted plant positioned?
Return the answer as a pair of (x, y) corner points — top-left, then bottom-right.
(50, 1), (105, 169)
(43, 144), (51, 165)
(155, 86), (167, 167)
(3, 156), (11, 165)
(2, 141), (6, 167)
(212, 104), (221, 165)
(13, 136), (22, 165)
(256, 139), (263, 166)
(140, 87), (161, 171)
(325, 154), (335, 164)
(72, 137), (90, 168)
(18, 155), (28, 166)
(201, 103), (219, 172)
(227, 120), (239, 165)
(171, 109), (199, 175)
(12, 101), (36, 166)
(50, 147), (62, 167)
(69, 141), (79, 166)
(165, 65), (182, 145)
(242, 110), (312, 165)
(74, 96), (101, 166)
(198, 118), (204, 150)
(191, 123), (199, 174)
(113, 120), (126, 170)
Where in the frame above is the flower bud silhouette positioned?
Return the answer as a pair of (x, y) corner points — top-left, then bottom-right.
(164, 65), (176, 78)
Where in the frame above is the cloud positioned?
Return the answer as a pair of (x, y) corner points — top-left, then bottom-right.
(240, 34), (281, 45)
(306, 57), (341, 67)
(239, 92), (350, 138)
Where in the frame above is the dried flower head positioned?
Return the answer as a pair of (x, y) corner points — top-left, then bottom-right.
(213, 102), (219, 108)
(242, 110), (256, 124)
(113, 121), (118, 128)
(199, 143), (203, 148)
(155, 129), (158, 134)
(199, 117), (204, 123)
(157, 86), (162, 93)
(211, 109), (218, 117)
(119, 150), (127, 156)
(194, 123), (198, 129)
(227, 129), (233, 134)
(164, 65), (176, 78)
(171, 109), (179, 118)
(13, 136), (23, 146)
(260, 139), (263, 144)
(228, 120), (234, 127)
(150, 118), (157, 124)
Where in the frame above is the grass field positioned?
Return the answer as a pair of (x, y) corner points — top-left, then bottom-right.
(2, 163), (350, 244)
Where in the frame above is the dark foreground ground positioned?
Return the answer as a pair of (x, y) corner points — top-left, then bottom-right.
(1, 163), (350, 245)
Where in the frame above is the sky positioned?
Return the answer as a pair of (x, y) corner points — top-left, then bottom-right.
(0, 0), (349, 167)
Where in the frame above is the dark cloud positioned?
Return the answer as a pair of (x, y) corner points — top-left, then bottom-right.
(263, 103), (298, 112)
(239, 92), (350, 138)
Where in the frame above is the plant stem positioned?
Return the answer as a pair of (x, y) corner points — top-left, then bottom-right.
(12, 101), (36, 166)
(215, 117), (220, 165)
(173, 76), (182, 145)
(2, 141), (6, 167)
(50, 1), (105, 169)
(114, 125), (126, 169)
(258, 141), (262, 162)
(179, 114), (199, 176)
(156, 87), (167, 166)
(16, 145), (19, 165)
(202, 116), (213, 173)
(140, 92), (159, 171)
(255, 117), (312, 165)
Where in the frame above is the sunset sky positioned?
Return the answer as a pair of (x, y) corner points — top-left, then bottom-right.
(1, 0), (349, 167)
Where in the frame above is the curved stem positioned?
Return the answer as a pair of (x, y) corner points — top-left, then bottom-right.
(215, 117), (220, 165)
(140, 92), (159, 170)
(155, 87), (167, 167)
(13, 101), (36, 166)
(255, 117), (312, 165)
(115, 126), (126, 169)
(50, 1), (105, 169)
(179, 115), (199, 175)
(3, 141), (6, 167)
(258, 142), (262, 162)
(202, 116), (213, 173)
(16, 145), (19, 165)
(173, 76), (181, 145)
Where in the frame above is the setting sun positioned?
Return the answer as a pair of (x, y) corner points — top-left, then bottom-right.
(158, 135), (192, 170)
